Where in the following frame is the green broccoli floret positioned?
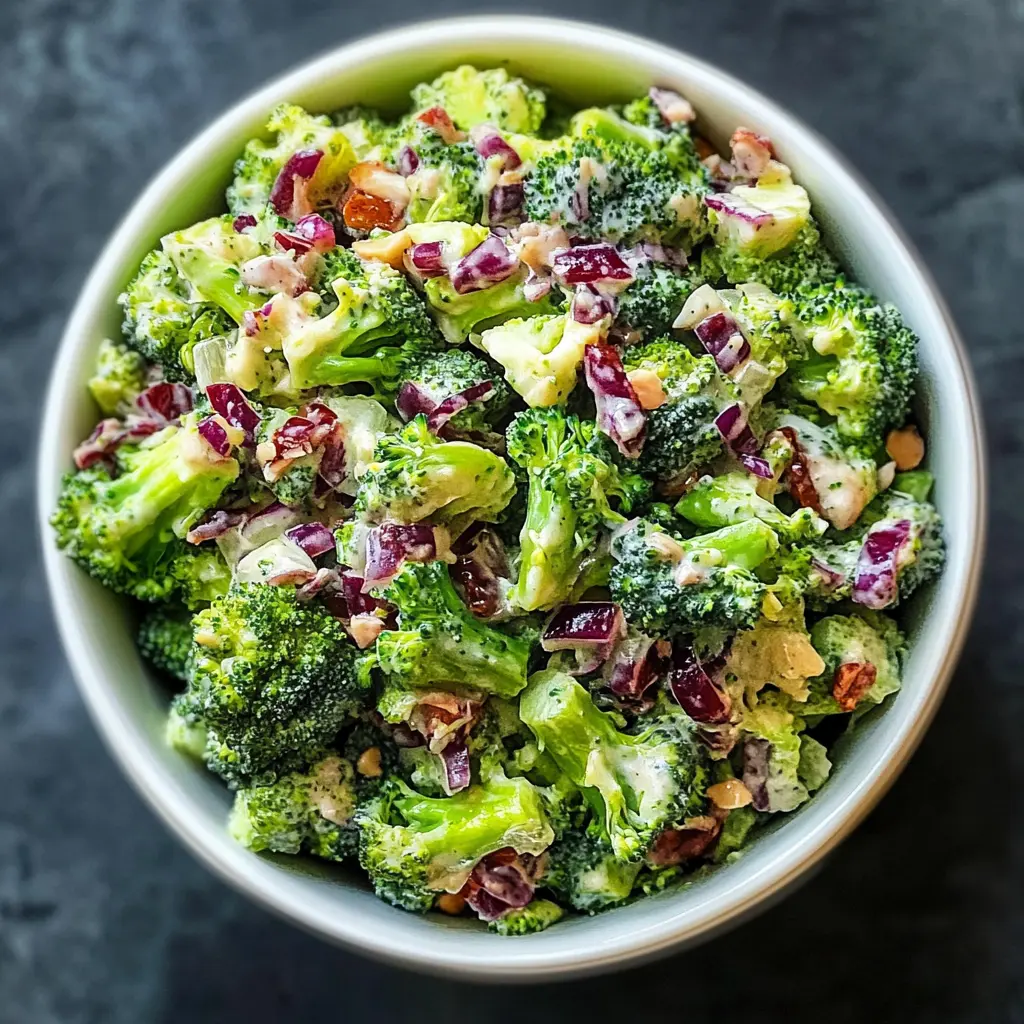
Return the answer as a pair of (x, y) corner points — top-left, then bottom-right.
(892, 469), (934, 503)
(51, 417), (239, 602)
(172, 583), (367, 786)
(544, 827), (641, 913)
(616, 261), (705, 339)
(621, 338), (731, 484)
(771, 538), (862, 609)
(371, 560), (533, 700)
(354, 415), (515, 530)
(610, 519), (778, 634)
(505, 407), (649, 612)
(784, 279), (918, 449)
(119, 249), (235, 381)
(411, 65), (546, 134)
(137, 605), (194, 682)
(88, 339), (148, 416)
(676, 471), (827, 543)
(488, 899), (565, 935)
(227, 102), (357, 216)
(334, 105), (392, 159)
(229, 753), (359, 861)
(520, 670), (709, 861)
(356, 769), (554, 912)
(281, 248), (440, 388)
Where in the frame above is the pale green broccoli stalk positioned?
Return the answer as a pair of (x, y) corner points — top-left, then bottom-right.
(88, 339), (148, 416)
(616, 261), (705, 339)
(51, 417), (239, 603)
(354, 415), (515, 530)
(489, 899), (565, 935)
(543, 827), (641, 913)
(676, 472), (827, 543)
(281, 248), (439, 388)
(713, 806), (760, 863)
(356, 769), (554, 912)
(411, 65), (547, 134)
(892, 469), (934, 502)
(609, 518), (779, 635)
(137, 605), (194, 682)
(372, 560), (533, 699)
(785, 279), (919, 450)
(739, 691), (810, 812)
(520, 670), (709, 861)
(505, 407), (650, 612)
(229, 753), (359, 861)
(172, 583), (368, 786)
(227, 103), (357, 216)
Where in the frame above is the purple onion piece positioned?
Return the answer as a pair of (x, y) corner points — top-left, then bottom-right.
(339, 571), (392, 617)
(473, 130), (522, 169)
(240, 501), (301, 545)
(742, 738), (771, 812)
(285, 522), (336, 559)
(425, 381), (495, 434)
(694, 311), (751, 375)
(186, 509), (246, 545)
(396, 145), (420, 176)
(604, 635), (668, 699)
(715, 403), (759, 455)
(570, 176), (590, 223)
(440, 740), (471, 795)
(811, 557), (846, 590)
(268, 149), (323, 219)
(294, 213), (336, 250)
(316, 433), (347, 490)
(408, 241), (446, 276)
(395, 381), (438, 422)
(135, 382), (194, 423)
(668, 646), (731, 724)
(552, 244), (634, 285)
(233, 213), (257, 233)
(449, 234), (519, 294)
(523, 270), (552, 302)
(584, 343), (647, 459)
(363, 523), (437, 590)
(451, 528), (509, 619)
(635, 241), (688, 267)
(273, 229), (313, 255)
(572, 284), (617, 324)
(542, 602), (625, 651)
(197, 416), (232, 457)
(738, 452), (774, 479)
(206, 383), (261, 443)
(488, 183), (525, 226)
(852, 519), (912, 610)
(704, 191), (774, 226)
(72, 417), (160, 470)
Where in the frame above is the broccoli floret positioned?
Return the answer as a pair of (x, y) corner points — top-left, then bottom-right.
(281, 248), (439, 388)
(478, 311), (605, 408)
(771, 538), (862, 609)
(354, 415), (515, 530)
(610, 519), (778, 634)
(88, 339), (148, 416)
(137, 605), (194, 682)
(505, 407), (649, 611)
(411, 65), (546, 134)
(892, 469), (934, 503)
(229, 753), (359, 861)
(488, 899), (565, 935)
(119, 249), (234, 381)
(676, 471), (827, 543)
(227, 103), (357, 217)
(371, 561), (533, 699)
(544, 827), (641, 913)
(334, 105), (392, 160)
(616, 260), (705, 339)
(51, 417), (239, 602)
(356, 769), (554, 912)
(520, 670), (709, 861)
(173, 583), (367, 786)
(784, 279), (919, 449)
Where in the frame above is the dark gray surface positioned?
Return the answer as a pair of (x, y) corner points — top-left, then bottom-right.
(1, 0), (1018, 1020)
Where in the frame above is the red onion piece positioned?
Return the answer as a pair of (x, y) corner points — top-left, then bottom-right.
(488, 183), (525, 226)
(408, 241), (446, 277)
(472, 128), (522, 169)
(135, 382), (193, 423)
(273, 230), (313, 256)
(552, 244), (634, 285)
(72, 417), (160, 469)
(542, 602), (626, 652)
(363, 523), (437, 590)
(268, 149), (323, 220)
(811, 558), (846, 590)
(294, 213), (336, 251)
(395, 381), (438, 422)
(714, 403), (759, 455)
(206, 383), (261, 443)
(852, 519), (912, 610)
(233, 213), (257, 233)
(634, 241), (688, 267)
(285, 522), (336, 559)
(425, 381), (495, 434)
(461, 851), (536, 921)
(570, 175), (590, 223)
(439, 740), (471, 795)
(694, 311), (751, 375)
(272, 416), (316, 459)
(668, 646), (731, 724)
(339, 571), (393, 617)
(604, 635), (669, 700)
(197, 416), (232, 458)
(450, 234), (519, 294)
(186, 509), (246, 545)
(704, 191), (774, 226)
(242, 300), (275, 338)
(572, 284), (616, 324)
(396, 145), (420, 176)
(742, 738), (771, 812)
(523, 269), (552, 302)
(584, 343), (647, 459)
(239, 501), (301, 544)
(738, 452), (773, 478)
(301, 401), (337, 428)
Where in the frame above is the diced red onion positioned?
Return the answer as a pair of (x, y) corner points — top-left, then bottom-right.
(570, 176), (590, 223)
(408, 241), (446, 277)
(272, 416), (316, 459)
(285, 522), (336, 559)
(852, 519), (912, 610)
(72, 417), (160, 469)
(572, 284), (616, 324)
(694, 311), (751, 375)
(488, 183), (525, 226)
(272, 230), (314, 256)
(604, 635), (668, 700)
(268, 149), (323, 220)
(542, 602), (626, 652)
(552, 244), (634, 285)
(738, 452), (773, 479)
(450, 234), (519, 294)
(668, 646), (731, 724)
(135, 382), (193, 423)
(649, 87), (696, 125)
(294, 213), (336, 251)
(242, 300), (275, 337)
(440, 740), (471, 795)
(426, 381), (495, 434)
(241, 253), (309, 295)
(395, 381), (438, 422)
(239, 501), (301, 545)
(206, 383), (260, 444)
(811, 558), (846, 590)
(363, 523), (437, 590)
(396, 145), (419, 176)
(704, 191), (774, 226)
(471, 127), (522, 169)
(462, 851), (536, 921)
(339, 571), (393, 617)
(523, 269), (552, 302)
(233, 213), (257, 233)
(186, 509), (246, 545)
(714, 403), (759, 455)
(197, 416), (232, 458)
(742, 738), (771, 812)
(584, 343), (647, 459)
(633, 241), (688, 267)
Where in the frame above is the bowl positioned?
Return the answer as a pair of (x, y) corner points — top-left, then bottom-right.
(37, 15), (986, 980)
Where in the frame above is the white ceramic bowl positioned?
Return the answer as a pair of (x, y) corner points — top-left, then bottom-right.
(38, 16), (985, 980)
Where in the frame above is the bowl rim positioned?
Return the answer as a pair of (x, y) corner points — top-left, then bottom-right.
(37, 14), (986, 979)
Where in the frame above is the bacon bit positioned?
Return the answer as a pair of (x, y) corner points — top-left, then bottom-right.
(355, 746), (383, 778)
(342, 189), (401, 232)
(779, 426), (823, 515)
(730, 127), (774, 179)
(646, 817), (722, 867)
(417, 106), (466, 144)
(833, 661), (878, 711)
(437, 893), (467, 915)
(885, 425), (925, 471)
(353, 229), (412, 268)
(626, 368), (667, 410)
(707, 778), (753, 810)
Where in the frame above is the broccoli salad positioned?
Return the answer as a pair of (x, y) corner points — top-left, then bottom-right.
(52, 65), (943, 935)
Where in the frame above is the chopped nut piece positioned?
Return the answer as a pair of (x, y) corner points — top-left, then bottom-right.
(707, 778), (753, 810)
(885, 425), (925, 471)
(356, 746), (383, 778)
(626, 368), (667, 410)
(647, 531), (685, 562)
(832, 661), (878, 711)
(437, 893), (466, 915)
(348, 612), (385, 650)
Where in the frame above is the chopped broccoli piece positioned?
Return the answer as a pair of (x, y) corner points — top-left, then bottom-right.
(356, 769), (554, 912)
(616, 260), (705, 339)
(334, 105), (392, 160)
(88, 339), (148, 416)
(610, 519), (778, 635)
(544, 827), (641, 912)
(738, 691), (809, 812)
(892, 469), (933, 502)
(411, 65), (546, 134)
(51, 417), (239, 602)
(488, 899), (565, 935)
(172, 583), (368, 786)
(137, 605), (194, 682)
(229, 753), (358, 861)
(520, 670), (709, 860)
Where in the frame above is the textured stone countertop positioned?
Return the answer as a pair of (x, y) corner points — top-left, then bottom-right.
(2, 1), (1018, 1020)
